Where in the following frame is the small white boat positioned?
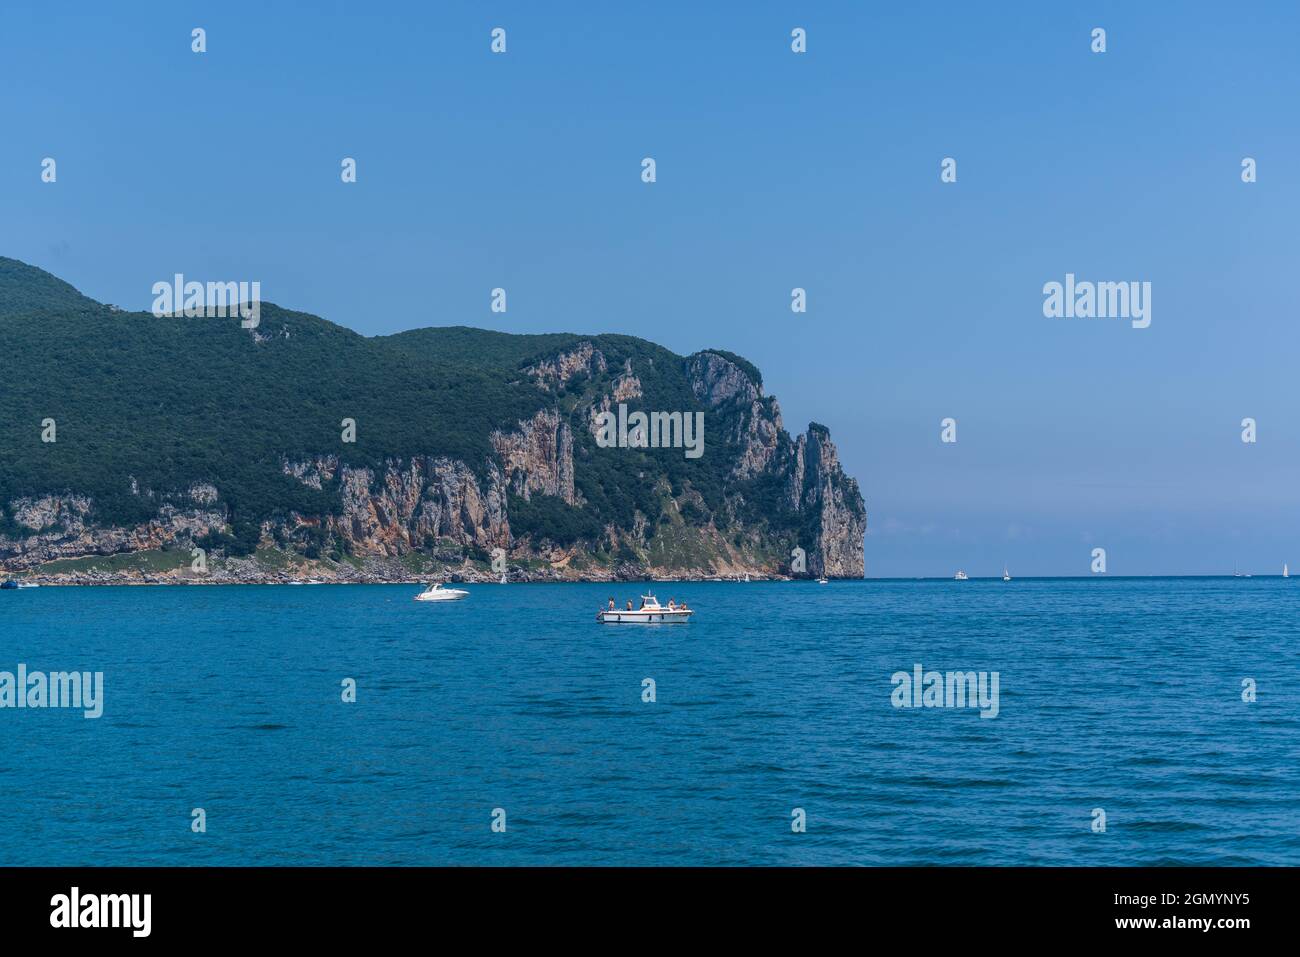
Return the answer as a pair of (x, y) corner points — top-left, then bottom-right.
(954, 570), (969, 581)
(817, 577), (829, 584)
(414, 583), (469, 602)
(1284, 563), (1289, 579)
(1002, 566), (1011, 582)
(597, 594), (693, 624)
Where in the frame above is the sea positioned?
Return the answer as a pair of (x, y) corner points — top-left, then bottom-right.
(1, 578), (1296, 866)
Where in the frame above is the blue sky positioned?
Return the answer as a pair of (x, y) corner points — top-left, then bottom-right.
(3, 1), (1298, 576)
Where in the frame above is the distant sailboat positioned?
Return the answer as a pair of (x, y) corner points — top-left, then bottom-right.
(954, 570), (968, 581)
(1002, 566), (1011, 582)
(1284, 563), (1289, 579)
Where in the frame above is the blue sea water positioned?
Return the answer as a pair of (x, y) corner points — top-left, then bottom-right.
(0, 578), (1296, 866)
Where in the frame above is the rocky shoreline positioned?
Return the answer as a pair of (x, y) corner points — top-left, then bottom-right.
(9, 567), (805, 587)
(3, 544), (816, 587)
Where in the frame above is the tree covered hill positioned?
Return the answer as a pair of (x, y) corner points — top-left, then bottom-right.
(0, 257), (865, 579)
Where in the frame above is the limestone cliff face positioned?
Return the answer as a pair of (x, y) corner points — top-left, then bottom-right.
(685, 352), (866, 578)
(313, 408), (578, 558)
(0, 490), (225, 570)
(1, 344), (864, 583)
(790, 427), (867, 578)
(688, 352), (760, 407)
(490, 410), (574, 505)
(527, 342), (606, 391)
(324, 457), (509, 556)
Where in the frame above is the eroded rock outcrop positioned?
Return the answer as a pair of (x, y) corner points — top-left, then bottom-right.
(527, 341), (606, 391)
(685, 351), (866, 578)
(0, 493), (226, 570)
(490, 410), (574, 504)
(790, 426), (866, 578)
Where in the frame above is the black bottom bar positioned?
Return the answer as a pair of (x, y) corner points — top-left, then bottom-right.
(0, 867), (1284, 942)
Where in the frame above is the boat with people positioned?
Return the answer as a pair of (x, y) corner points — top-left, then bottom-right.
(414, 583), (469, 602)
(597, 593), (693, 624)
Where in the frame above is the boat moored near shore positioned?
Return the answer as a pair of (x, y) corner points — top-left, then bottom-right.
(414, 583), (469, 602)
(597, 594), (693, 624)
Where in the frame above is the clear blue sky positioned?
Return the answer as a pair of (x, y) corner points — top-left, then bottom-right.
(3, 1), (1297, 576)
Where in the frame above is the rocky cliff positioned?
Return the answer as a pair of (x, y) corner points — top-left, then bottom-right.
(0, 258), (865, 584)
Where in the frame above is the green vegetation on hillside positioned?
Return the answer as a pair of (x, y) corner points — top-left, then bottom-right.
(0, 257), (852, 560)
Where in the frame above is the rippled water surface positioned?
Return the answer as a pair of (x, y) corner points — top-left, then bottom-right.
(1, 578), (1296, 865)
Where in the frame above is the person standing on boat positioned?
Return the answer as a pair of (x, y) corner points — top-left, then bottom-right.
(607, 598), (615, 611)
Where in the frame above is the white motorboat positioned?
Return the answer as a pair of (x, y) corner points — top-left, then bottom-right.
(817, 577), (829, 584)
(597, 594), (693, 624)
(954, 570), (969, 581)
(414, 583), (469, 602)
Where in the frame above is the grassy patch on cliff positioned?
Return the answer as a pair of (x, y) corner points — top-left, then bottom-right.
(38, 548), (191, 574)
